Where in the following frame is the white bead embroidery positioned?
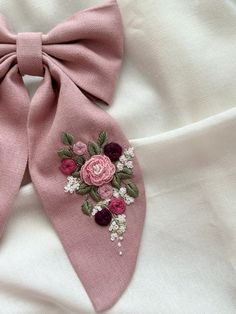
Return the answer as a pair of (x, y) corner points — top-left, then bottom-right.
(64, 176), (81, 193)
(112, 188), (120, 198)
(124, 147), (135, 158)
(125, 160), (133, 169)
(124, 194), (135, 205)
(116, 161), (124, 171)
(116, 147), (135, 172)
(119, 187), (127, 197)
(109, 214), (127, 255)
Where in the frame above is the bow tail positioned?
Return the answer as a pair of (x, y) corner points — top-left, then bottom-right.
(0, 65), (29, 236)
(28, 66), (146, 312)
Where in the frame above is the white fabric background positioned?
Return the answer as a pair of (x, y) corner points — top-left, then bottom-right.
(0, 0), (235, 313)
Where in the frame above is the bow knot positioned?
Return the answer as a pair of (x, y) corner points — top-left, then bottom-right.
(17, 32), (43, 76)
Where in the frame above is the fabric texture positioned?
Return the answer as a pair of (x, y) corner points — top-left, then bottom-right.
(0, 0), (235, 313)
(0, 0), (146, 312)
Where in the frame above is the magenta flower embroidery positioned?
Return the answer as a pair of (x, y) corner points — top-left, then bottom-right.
(108, 197), (126, 214)
(60, 159), (77, 175)
(80, 155), (116, 186)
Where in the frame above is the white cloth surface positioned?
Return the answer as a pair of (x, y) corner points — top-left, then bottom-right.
(0, 0), (235, 313)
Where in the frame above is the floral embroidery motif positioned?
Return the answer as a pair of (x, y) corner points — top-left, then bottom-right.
(57, 131), (139, 255)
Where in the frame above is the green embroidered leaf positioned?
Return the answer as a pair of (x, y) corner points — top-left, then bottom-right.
(76, 182), (91, 195)
(61, 132), (74, 146)
(111, 174), (121, 189)
(117, 171), (133, 180)
(76, 155), (86, 166)
(57, 148), (73, 159)
(87, 141), (101, 155)
(71, 171), (80, 178)
(121, 167), (133, 175)
(117, 167), (133, 179)
(90, 187), (101, 202)
(126, 181), (139, 198)
(81, 200), (93, 216)
(97, 131), (108, 147)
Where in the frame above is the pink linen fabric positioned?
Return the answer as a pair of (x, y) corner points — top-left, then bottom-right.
(0, 0), (146, 312)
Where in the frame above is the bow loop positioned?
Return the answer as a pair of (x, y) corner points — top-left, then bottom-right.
(0, 14), (16, 44)
(42, 0), (123, 105)
(0, 0), (123, 104)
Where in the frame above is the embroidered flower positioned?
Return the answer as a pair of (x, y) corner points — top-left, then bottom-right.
(124, 194), (135, 205)
(116, 214), (126, 224)
(110, 232), (119, 241)
(91, 204), (103, 216)
(73, 141), (87, 155)
(98, 184), (113, 199)
(57, 131), (139, 255)
(109, 215), (126, 242)
(80, 155), (116, 186)
(104, 142), (122, 162)
(119, 187), (127, 197)
(64, 176), (81, 193)
(108, 197), (126, 214)
(124, 147), (135, 158)
(60, 159), (77, 175)
(95, 208), (112, 226)
(116, 163), (124, 172)
(125, 160), (133, 169)
(119, 155), (127, 163)
(112, 188), (120, 198)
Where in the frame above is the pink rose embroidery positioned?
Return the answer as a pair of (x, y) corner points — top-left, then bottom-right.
(73, 141), (87, 155)
(60, 159), (77, 175)
(98, 184), (113, 199)
(108, 197), (126, 214)
(80, 155), (116, 186)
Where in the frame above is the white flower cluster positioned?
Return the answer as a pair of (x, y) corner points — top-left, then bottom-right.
(125, 147), (135, 158)
(91, 199), (110, 216)
(116, 147), (135, 171)
(109, 214), (126, 241)
(113, 187), (135, 205)
(64, 176), (81, 193)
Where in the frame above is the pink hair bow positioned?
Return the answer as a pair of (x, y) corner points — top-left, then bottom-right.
(0, 0), (146, 312)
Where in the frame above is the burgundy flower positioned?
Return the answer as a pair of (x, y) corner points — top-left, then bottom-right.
(108, 197), (126, 214)
(104, 142), (122, 162)
(60, 159), (77, 175)
(95, 208), (112, 226)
